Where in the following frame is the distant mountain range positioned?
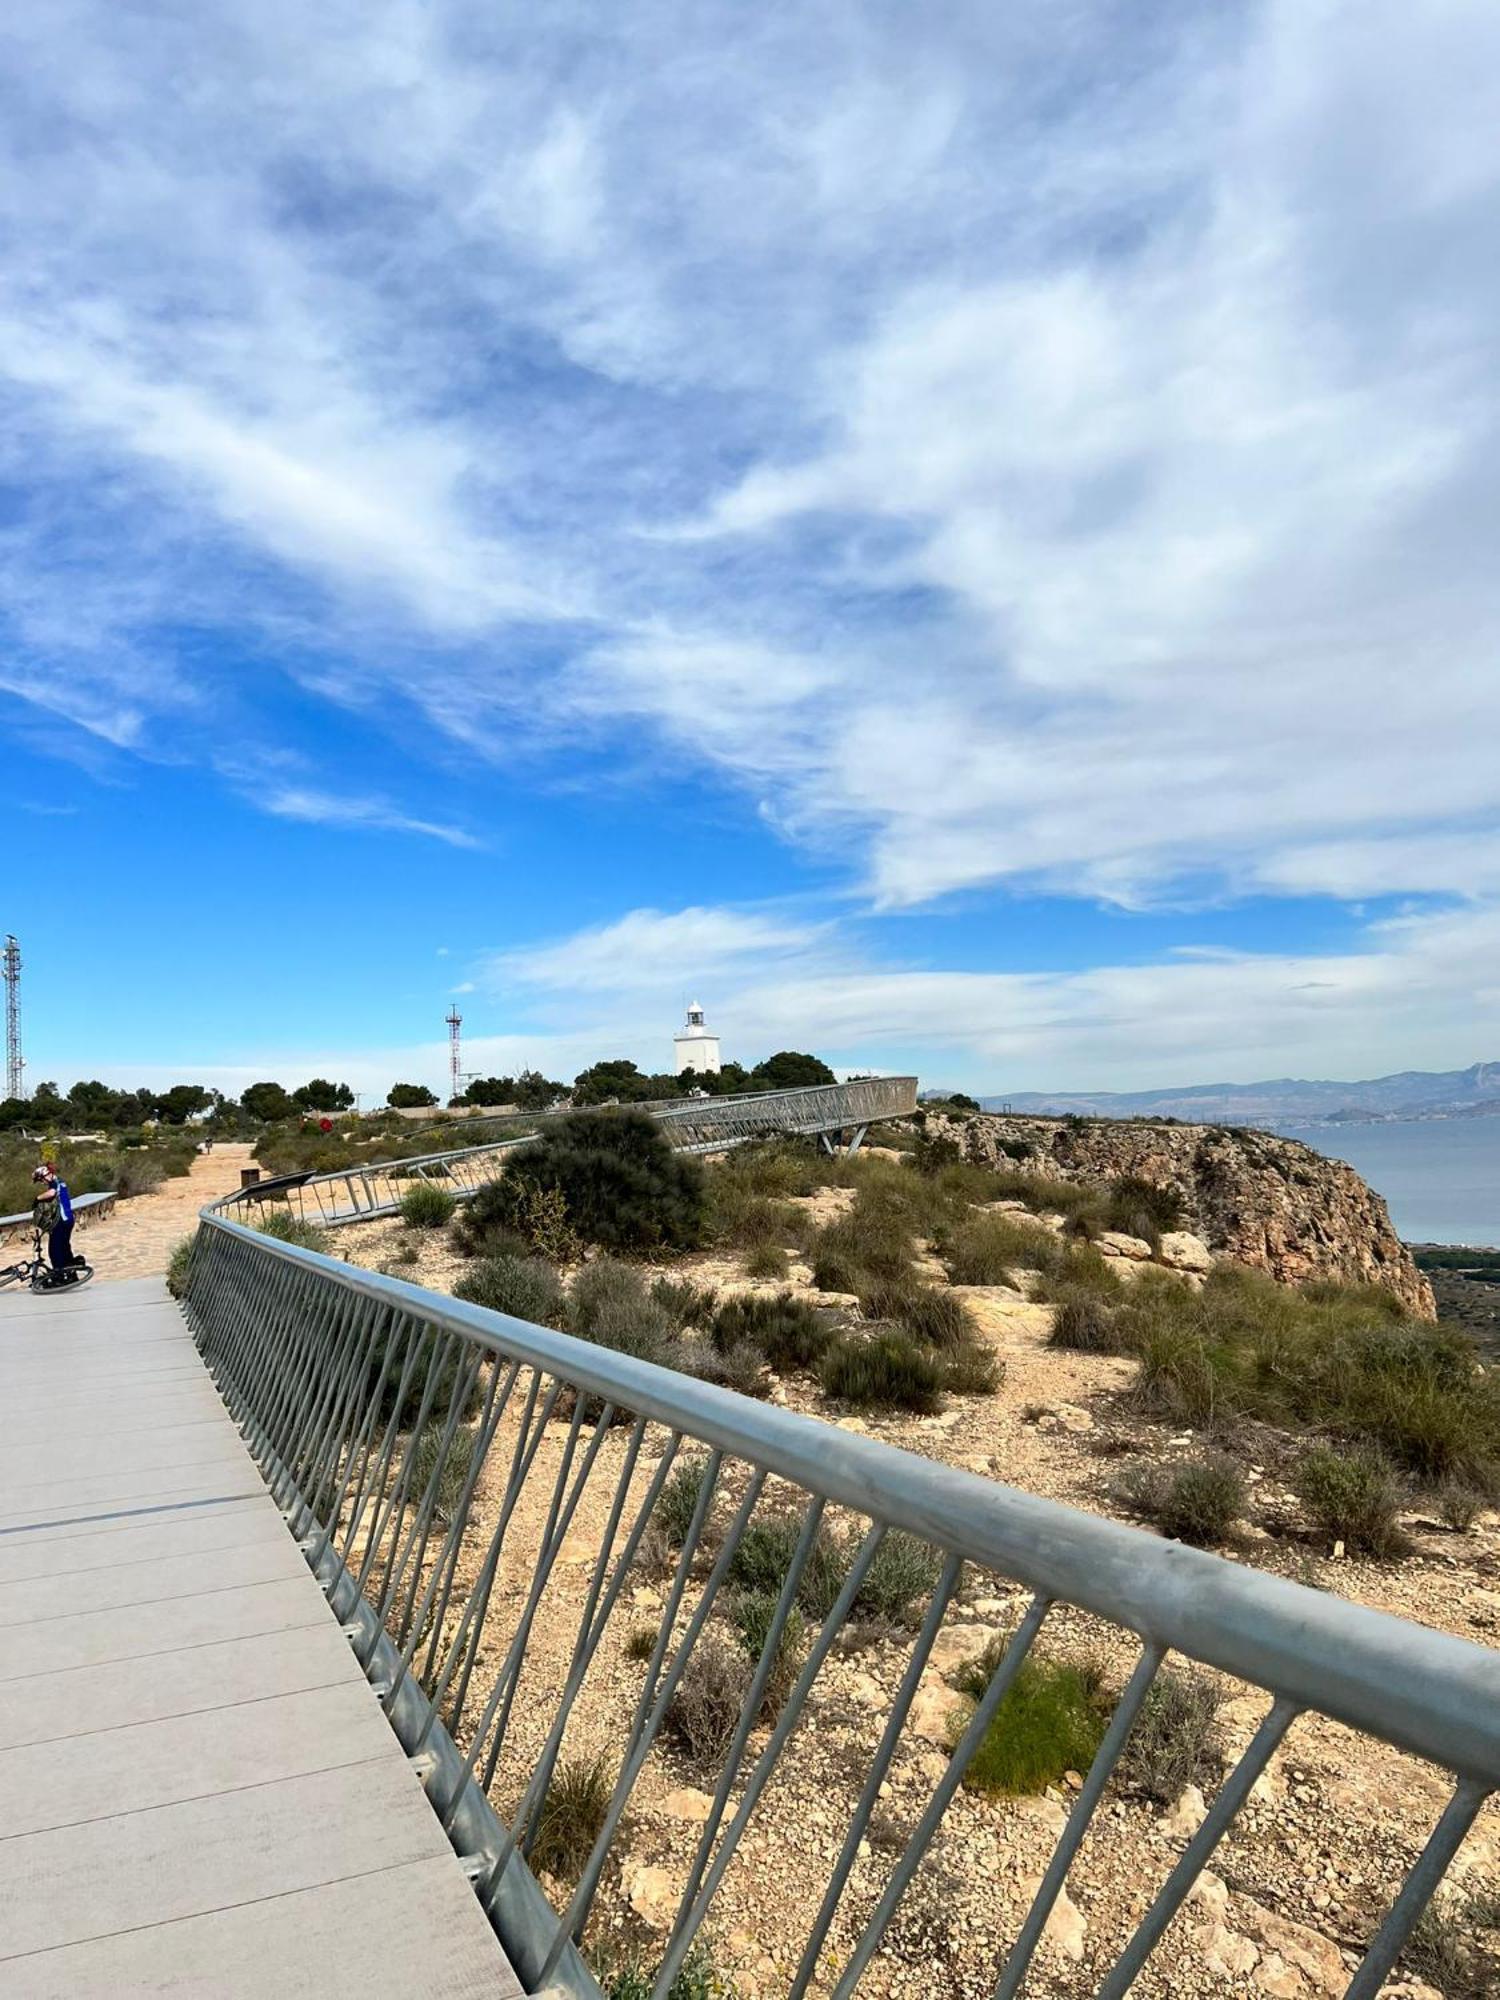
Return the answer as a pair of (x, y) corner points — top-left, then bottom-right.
(978, 1062), (1500, 1127)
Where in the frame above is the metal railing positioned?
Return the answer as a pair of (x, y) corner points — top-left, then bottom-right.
(181, 1190), (1499, 2000)
(245, 1077), (920, 1230)
(0, 1187), (116, 1246)
(239, 1136), (536, 1227)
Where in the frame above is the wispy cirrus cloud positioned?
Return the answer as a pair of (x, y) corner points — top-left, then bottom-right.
(257, 784), (482, 850)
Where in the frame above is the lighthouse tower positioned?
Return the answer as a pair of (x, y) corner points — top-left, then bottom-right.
(673, 1001), (722, 1077)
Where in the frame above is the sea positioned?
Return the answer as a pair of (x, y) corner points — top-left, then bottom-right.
(1274, 1119), (1500, 1248)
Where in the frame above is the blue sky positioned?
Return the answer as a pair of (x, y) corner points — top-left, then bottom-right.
(3, 1), (1498, 1100)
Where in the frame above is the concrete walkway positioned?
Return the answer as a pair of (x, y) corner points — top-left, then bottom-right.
(0, 1276), (522, 1998)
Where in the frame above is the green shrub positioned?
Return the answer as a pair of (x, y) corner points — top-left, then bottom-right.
(366, 1318), (481, 1429)
(809, 1241), (866, 1294)
(976, 1171), (1106, 1226)
(728, 1591), (805, 1719)
(254, 1208), (330, 1253)
(811, 1215), (913, 1292)
(818, 1331), (944, 1414)
(889, 1285), (974, 1350)
(569, 1258), (673, 1361)
(942, 1339), (1003, 1395)
(675, 1338), (768, 1399)
(853, 1532), (942, 1626)
(1031, 1242), (1124, 1303)
(656, 1459), (713, 1549)
(1293, 1445), (1409, 1557)
(1117, 1454), (1246, 1546)
(727, 1514), (804, 1598)
(452, 1175), (576, 1262)
(1104, 1174), (1183, 1247)
(665, 1630), (752, 1767)
(1117, 1265), (1500, 1491)
(744, 1242), (790, 1279)
(454, 1254), (566, 1328)
(726, 1512), (845, 1621)
(399, 1181), (457, 1229)
(1048, 1290), (1126, 1353)
(954, 1643), (1109, 1797)
(1438, 1481), (1484, 1532)
(501, 1109), (706, 1253)
(1402, 1903), (1498, 2000)
(529, 1754), (613, 1882)
(941, 1213), (1061, 1286)
(623, 1623), (658, 1662)
(409, 1421), (478, 1522)
(651, 1276), (719, 1329)
(595, 1941), (735, 2000)
(165, 1233), (196, 1299)
(115, 1152), (165, 1198)
(717, 1193), (803, 1253)
(712, 1291), (829, 1371)
(1119, 1667), (1223, 1804)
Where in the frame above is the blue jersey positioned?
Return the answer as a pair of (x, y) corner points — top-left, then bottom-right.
(54, 1179), (73, 1224)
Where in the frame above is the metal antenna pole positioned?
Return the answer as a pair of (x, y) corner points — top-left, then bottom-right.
(2, 935), (21, 1101)
(446, 1006), (462, 1106)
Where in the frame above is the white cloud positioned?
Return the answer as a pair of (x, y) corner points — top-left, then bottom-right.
(486, 904), (836, 996)
(257, 785), (481, 849)
(479, 896), (1500, 1091)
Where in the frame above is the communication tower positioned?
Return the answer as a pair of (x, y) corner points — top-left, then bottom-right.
(2, 935), (21, 1102)
(446, 1005), (463, 1105)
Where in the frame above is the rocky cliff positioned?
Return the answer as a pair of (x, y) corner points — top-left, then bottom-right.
(920, 1111), (1436, 1319)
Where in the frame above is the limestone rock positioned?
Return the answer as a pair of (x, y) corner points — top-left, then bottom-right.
(1254, 1953), (1307, 1998)
(1017, 1877), (1087, 1960)
(1187, 1870), (1229, 1922)
(1159, 1784), (1208, 1839)
(1041, 1885), (1087, 1959)
(1200, 1921), (1259, 1979)
(1098, 1230), (1154, 1261)
(909, 1679), (966, 1745)
(929, 1624), (999, 1678)
(1159, 1230), (1215, 1273)
(623, 1858), (680, 1931)
(1013, 1795), (1067, 1838)
(661, 1787), (715, 1822)
(1239, 1902), (1347, 1994)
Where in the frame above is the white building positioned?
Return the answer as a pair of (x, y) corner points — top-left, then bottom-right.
(673, 1001), (722, 1076)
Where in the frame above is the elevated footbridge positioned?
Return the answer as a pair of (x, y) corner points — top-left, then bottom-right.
(240, 1074), (919, 1229)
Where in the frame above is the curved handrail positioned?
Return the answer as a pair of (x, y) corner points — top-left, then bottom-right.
(394, 1075), (919, 1156)
(184, 1163), (1499, 1997)
(238, 1076), (919, 1227)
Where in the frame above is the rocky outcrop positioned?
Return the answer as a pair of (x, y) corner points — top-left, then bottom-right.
(921, 1112), (1435, 1319)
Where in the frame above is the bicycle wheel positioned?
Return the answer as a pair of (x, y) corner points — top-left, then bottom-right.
(0, 1262), (28, 1288)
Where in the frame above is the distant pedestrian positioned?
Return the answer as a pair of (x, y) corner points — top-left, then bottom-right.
(32, 1164), (79, 1282)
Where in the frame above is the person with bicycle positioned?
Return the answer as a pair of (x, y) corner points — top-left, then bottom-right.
(32, 1164), (80, 1283)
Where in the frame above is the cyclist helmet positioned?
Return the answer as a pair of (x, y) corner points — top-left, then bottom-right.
(32, 1165), (53, 1182)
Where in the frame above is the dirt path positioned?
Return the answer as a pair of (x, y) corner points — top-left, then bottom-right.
(78, 1144), (258, 1281)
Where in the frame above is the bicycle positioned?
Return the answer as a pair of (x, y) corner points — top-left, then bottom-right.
(0, 1227), (94, 1292)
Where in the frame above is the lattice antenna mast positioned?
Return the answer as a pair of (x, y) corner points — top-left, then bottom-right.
(3, 935), (21, 1102)
(446, 1006), (462, 1105)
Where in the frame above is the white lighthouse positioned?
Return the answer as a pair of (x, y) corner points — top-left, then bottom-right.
(673, 1000), (722, 1076)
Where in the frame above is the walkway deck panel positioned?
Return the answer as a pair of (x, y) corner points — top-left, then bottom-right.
(0, 1277), (521, 1998)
